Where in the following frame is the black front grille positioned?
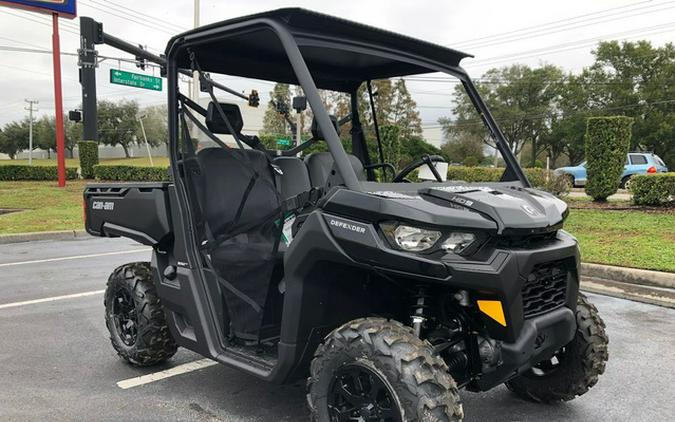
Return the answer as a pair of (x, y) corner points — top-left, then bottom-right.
(522, 261), (568, 318)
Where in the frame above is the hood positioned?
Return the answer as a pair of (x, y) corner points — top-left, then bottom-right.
(419, 185), (568, 235)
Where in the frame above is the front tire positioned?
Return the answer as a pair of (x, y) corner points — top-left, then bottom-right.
(104, 262), (177, 366)
(505, 293), (609, 403)
(307, 318), (463, 421)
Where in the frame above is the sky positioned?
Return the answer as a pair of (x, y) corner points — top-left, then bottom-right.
(0, 0), (673, 143)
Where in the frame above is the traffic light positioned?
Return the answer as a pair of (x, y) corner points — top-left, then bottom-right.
(68, 110), (82, 122)
(135, 44), (147, 70)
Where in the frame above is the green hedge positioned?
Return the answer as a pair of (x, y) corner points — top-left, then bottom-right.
(584, 116), (633, 201)
(630, 173), (675, 206)
(0, 165), (78, 181)
(93, 165), (169, 181)
(78, 141), (99, 179)
(445, 166), (568, 196)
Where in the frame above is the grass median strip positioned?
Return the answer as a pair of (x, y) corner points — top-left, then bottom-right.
(116, 359), (219, 389)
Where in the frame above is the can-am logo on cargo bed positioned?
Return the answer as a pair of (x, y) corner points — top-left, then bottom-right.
(329, 218), (366, 234)
(92, 201), (114, 211)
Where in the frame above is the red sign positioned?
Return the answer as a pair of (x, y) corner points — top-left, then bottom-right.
(0, 0), (76, 19)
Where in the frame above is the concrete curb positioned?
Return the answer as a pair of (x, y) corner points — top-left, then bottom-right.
(0, 230), (90, 245)
(581, 262), (675, 290)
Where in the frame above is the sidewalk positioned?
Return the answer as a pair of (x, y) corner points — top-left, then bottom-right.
(568, 188), (631, 201)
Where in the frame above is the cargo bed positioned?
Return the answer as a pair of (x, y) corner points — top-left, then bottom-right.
(84, 182), (173, 246)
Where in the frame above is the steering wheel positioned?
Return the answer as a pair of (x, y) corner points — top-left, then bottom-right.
(392, 154), (447, 183)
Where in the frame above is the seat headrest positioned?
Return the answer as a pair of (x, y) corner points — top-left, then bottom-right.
(205, 102), (244, 135)
(311, 115), (339, 140)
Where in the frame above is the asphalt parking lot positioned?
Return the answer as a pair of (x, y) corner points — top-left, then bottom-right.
(1, 237), (674, 421)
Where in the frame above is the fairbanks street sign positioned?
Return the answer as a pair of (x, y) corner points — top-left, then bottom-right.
(110, 69), (162, 91)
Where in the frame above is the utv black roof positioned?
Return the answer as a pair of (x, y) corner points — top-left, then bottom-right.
(166, 8), (473, 91)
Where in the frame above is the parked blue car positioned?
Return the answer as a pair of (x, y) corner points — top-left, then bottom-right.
(555, 152), (669, 188)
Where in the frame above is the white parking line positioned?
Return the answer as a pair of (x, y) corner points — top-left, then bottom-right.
(116, 359), (219, 389)
(0, 249), (151, 268)
(0, 290), (105, 310)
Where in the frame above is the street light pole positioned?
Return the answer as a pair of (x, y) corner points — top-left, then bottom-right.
(24, 99), (39, 165)
(136, 114), (154, 167)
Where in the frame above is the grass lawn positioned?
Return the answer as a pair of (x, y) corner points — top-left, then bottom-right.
(565, 209), (675, 273)
(1, 180), (674, 273)
(0, 180), (87, 234)
(0, 157), (169, 168)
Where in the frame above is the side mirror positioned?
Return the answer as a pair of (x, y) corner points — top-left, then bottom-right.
(205, 102), (244, 135)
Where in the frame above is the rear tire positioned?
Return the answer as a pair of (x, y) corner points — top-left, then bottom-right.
(505, 293), (609, 403)
(620, 175), (633, 190)
(307, 317), (463, 421)
(104, 262), (177, 366)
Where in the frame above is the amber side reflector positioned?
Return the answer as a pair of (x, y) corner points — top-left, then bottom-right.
(477, 300), (507, 327)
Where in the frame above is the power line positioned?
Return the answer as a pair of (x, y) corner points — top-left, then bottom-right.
(453, 0), (666, 48)
(467, 23), (675, 67)
(86, 0), (189, 32)
(78, 0), (177, 36)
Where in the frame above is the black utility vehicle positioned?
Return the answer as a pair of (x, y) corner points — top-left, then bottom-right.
(85, 9), (608, 421)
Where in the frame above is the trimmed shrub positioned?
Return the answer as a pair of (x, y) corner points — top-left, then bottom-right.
(630, 173), (675, 206)
(447, 166), (502, 182)
(93, 165), (169, 181)
(584, 116), (633, 201)
(78, 141), (99, 179)
(445, 166), (568, 196)
(0, 165), (78, 181)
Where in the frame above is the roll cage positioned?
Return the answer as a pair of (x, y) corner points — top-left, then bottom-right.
(165, 8), (529, 193)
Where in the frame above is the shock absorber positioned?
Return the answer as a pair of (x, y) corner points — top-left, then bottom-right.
(410, 286), (432, 337)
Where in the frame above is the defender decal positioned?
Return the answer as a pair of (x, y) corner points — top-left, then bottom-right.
(329, 218), (366, 234)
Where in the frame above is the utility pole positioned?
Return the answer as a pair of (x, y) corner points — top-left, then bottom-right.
(24, 99), (39, 165)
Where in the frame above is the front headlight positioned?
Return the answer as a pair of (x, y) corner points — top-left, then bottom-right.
(381, 223), (441, 252)
(441, 232), (476, 254)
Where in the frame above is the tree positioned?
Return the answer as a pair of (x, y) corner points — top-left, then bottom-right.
(138, 105), (168, 147)
(586, 41), (675, 166)
(440, 64), (564, 166)
(65, 118), (82, 157)
(441, 133), (485, 165)
(261, 83), (292, 135)
(380, 125), (402, 169)
(34, 116), (56, 158)
(0, 119), (29, 159)
(390, 79), (422, 140)
(98, 99), (140, 158)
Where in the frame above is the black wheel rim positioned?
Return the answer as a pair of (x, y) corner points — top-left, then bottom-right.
(327, 363), (401, 422)
(529, 346), (566, 377)
(112, 288), (137, 347)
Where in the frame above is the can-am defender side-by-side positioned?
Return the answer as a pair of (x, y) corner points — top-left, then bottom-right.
(84, 8), (608, 421)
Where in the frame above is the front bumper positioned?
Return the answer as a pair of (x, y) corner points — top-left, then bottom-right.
(474, 306), (576, 390)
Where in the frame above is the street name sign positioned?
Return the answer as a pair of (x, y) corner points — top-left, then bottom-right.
(110, 69), (162, 91)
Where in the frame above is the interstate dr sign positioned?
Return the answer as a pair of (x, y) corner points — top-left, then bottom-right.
(110, 69), (162, 91)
